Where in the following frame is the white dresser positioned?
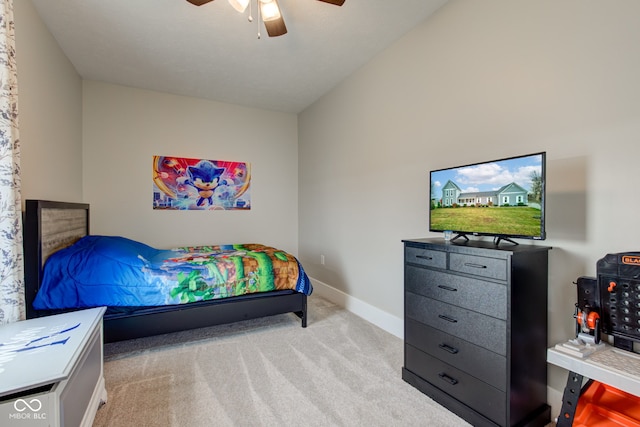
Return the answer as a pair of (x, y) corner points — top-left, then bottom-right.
(0, 307), (107, 427)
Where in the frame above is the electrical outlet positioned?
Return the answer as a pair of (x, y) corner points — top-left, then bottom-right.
(320, 254), (325, 265)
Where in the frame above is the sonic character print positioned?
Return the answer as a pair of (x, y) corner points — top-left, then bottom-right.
(178, 160), (226, 206)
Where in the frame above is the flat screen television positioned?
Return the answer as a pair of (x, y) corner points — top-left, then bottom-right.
(429, 152), (546, 245)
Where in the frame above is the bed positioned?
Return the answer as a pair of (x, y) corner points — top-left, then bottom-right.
(23, 200), (310, 343)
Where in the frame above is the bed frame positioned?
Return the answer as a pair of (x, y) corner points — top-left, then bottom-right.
(23, 200), (307, 342)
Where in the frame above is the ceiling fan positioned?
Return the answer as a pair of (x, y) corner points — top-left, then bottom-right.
(186, 0), (345, 38)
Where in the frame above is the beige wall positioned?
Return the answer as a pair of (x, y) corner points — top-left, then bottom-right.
(14, 0), (83, 204)
(298, 0), (640, 411)
(82, 81), (300, 252)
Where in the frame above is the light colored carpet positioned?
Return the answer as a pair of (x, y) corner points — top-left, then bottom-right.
(92, 296), (471, 427)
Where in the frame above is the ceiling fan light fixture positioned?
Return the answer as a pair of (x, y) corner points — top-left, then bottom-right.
(259, 0), (282, 22)
(228, 0), (250, 13)
(186, 0), (343, 38)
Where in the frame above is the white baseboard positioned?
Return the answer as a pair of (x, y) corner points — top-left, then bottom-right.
(310, 277), (404, 339)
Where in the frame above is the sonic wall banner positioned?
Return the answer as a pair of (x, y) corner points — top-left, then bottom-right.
(153, 156), (251, 210)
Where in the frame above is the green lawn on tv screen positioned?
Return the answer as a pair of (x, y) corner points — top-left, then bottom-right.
(430, 206), (542, 236)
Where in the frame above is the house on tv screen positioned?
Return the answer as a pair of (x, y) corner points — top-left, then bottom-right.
(440, 180), (529, 207)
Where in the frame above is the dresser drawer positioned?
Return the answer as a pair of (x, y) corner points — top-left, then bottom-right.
(406, 292), (507, 355)
(405, 246), (447, 269)
(405, 344), (506, 426)
(405, 266), (507, 319)
(450, 253), (507, 281)
(405, 318), (506, 391)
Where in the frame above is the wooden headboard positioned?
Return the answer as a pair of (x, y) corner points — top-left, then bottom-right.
(23, 200), (90, 319)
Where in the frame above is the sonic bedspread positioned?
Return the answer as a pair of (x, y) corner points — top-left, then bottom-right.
(33, 235), (312, 310)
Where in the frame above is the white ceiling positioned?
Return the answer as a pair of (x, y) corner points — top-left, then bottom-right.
(30, 0), (448, 113)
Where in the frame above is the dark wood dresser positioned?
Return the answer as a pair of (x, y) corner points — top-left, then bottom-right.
(402, 238), (551, 427)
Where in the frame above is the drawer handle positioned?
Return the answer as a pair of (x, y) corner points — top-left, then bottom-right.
(464, 262), (487, 269)
(438, 343), (459, 354)
(438, 314), (458, 323)
(416, 255), (433, 261)
(438, 373), (459, 385)
(437, 285), (457, 292)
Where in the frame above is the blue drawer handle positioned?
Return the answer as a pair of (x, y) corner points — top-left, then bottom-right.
(438, 285), (457, 292)
(438, 373), (459, 385)
(416, 255), (433, 260)
(438, 314), (458, 323)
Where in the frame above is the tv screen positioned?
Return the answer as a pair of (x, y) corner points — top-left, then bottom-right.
(429, 152), (546, 243)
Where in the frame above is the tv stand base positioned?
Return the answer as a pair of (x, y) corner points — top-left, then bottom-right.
(451, 233), (469, 242)
(493, 236), (518, 246)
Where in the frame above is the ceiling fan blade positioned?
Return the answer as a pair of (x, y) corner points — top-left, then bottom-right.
(317, 0), (345, 5)
(264, 16), (287, 37)
(186, 0), (215, 6)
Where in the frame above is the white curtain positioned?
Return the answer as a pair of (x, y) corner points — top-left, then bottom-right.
(0, 0), (23, 324)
